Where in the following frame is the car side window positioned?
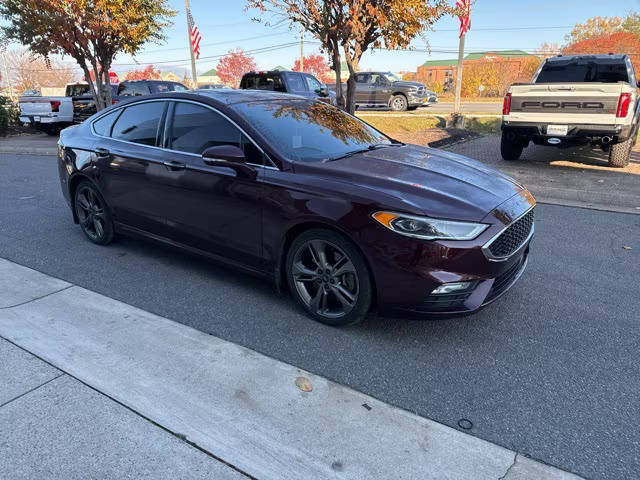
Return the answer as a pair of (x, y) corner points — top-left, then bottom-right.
(355, 73), (369, 83)
(118, 82), (151, 97)
(304, 74), (322, 93)
(92, 110), (121, 137)
(285, 73), (307, 93)
(169, 102), (241, 155)
(111, 101), (166, 146)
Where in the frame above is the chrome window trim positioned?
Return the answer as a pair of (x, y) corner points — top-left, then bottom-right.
(482, 205), (535, 262)
(90, 97), (279, 170)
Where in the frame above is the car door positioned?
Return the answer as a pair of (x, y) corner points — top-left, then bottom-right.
(92, 100), (172, 237)
(372, 73), (392, 105)
(354, 73), (373, 104)
(159, 100), (265, 270)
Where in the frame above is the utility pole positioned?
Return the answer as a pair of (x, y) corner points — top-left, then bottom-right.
(453, 32), (465, 115)
(1, 50), (14, 101)
(300, 27), (304, 72)
(185, 0), (198, 87)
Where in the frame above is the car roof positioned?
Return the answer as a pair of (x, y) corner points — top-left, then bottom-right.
(189, 89), (309, 105)
(546, 54), (627, 63)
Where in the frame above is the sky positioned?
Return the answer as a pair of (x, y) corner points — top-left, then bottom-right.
(3, 0), (640, 77)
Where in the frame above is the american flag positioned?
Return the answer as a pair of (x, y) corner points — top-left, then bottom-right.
(456, 0), (471, 38)
(187, 9), (202, 59)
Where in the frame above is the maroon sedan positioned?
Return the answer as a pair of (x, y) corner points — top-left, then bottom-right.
(57, 90), (535, 326)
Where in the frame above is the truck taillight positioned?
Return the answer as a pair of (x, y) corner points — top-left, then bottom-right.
(616, 93), (631, 118)
(50, 100), (61, 112)
(502, 93), (512, 115)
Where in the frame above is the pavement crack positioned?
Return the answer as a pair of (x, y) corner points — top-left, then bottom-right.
(0, 285), (73, 310)
(0, 373), (65, 409)
(498, 453), (518, 480)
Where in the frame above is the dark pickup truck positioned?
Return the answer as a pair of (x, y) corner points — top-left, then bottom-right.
(351, 72), (436, 111)
(240, 70), (336, 105)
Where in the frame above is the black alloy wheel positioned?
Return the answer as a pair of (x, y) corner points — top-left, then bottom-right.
(74, 181), (114, 245)
(287, 229), (372, 326)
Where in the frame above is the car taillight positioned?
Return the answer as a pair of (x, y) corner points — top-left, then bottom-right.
(502, 93), (512, 115)
(50, 100), (61, 112)
(616, 93), (631, 118)
(112, 99), (119, 104)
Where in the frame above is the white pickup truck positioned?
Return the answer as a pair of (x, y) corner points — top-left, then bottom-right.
(18, 83), (90, 135)
(501, 54), (639, 167)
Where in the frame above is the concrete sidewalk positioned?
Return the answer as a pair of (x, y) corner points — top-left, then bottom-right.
(0, 258), (583, 480)
(0, 338), (246, 479)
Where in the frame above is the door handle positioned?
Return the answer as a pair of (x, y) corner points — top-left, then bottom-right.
(95, 147), (110, 158)
(163, 160), (186, 171)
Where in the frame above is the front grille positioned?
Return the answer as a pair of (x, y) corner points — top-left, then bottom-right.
(488, 209), (534, 258)
(421, 291), (472, 312)
(486, 255), (526, 301)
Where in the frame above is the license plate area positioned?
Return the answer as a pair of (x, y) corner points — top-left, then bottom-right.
(547, 125), (568, 136)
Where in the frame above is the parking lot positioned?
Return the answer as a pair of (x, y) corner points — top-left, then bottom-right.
(1, 134), (638, 479)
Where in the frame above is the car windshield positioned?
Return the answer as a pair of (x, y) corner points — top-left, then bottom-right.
(536, 59), (629, 83)
(385, 72), (402, 82)
(231, 99), (392, 163)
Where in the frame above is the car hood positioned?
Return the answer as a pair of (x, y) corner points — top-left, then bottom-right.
(391, 80), (426, 89)
(296, 144), (525, 222)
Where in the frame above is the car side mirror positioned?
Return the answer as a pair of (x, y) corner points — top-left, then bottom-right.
(202, 145), (255, 178)
(318, 84), (329, 96)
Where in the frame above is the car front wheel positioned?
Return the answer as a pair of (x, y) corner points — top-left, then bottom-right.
(286, 229), (372, 326)
(389, 94), (408, 111)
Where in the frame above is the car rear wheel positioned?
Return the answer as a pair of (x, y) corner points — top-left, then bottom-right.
(608, 137), (632, 168)
(500, 134), (524, 161)
(74, 181), (114, 245)
(286, 229), (372, 326)
(389, 94), (408, 112)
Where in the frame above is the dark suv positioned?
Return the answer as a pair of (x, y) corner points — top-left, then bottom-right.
(240, 70), (336, 105)
(352, 72), (435, 111)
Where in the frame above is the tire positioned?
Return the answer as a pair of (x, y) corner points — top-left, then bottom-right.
(389, 94), (408, 112)
(608, 137), (632, 168)
(286, 229), (372, 326)
(500, 134), (524, 161)
(74, 181), (114, 245)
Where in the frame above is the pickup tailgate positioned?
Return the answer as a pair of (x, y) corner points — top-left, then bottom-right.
(506, 83), (623, 125)
(19, 98), (55, 116)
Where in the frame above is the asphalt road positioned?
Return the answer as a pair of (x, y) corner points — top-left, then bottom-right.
(1, 152), (639, 480)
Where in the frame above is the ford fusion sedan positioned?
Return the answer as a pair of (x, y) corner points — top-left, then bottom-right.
(57, 90), (535, 326)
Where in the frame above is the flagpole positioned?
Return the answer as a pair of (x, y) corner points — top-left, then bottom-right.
(185, 0), (198, 87)
(453, 32), (465, 115)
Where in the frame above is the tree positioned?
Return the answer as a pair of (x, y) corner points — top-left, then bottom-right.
(534, 42), (560, 59)
(4, 49), (79, 94)
(563, 31), (640, 74)
(248, 0), (455, 114)
(0, 0), (176, 111)
(216, 49), (257, 88)
(292, 53), (330, 81)
(125, 65), (162, 81)
(565, 13), (640, 44)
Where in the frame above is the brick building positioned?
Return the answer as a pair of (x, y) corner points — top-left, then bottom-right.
(417, 50), (534, 88)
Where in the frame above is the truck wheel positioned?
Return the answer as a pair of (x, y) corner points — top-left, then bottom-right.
(608, 137), (632, 168)
(500, 134), (524, 161)
(389, 95), (408, 112)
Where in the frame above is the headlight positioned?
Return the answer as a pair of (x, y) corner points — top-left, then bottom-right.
(372, 211), (488, 241)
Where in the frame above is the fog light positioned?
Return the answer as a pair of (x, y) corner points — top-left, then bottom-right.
(432, 282), (472, 295)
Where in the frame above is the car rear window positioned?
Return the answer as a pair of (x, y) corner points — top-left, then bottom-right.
(241, 74), (286, 92)
(66, 84), (90, 97)
(536, 59), (629, 83)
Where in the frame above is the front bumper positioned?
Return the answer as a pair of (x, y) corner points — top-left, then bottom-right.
(359, 190), (536, 318)
(502, 121), (633, 145)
